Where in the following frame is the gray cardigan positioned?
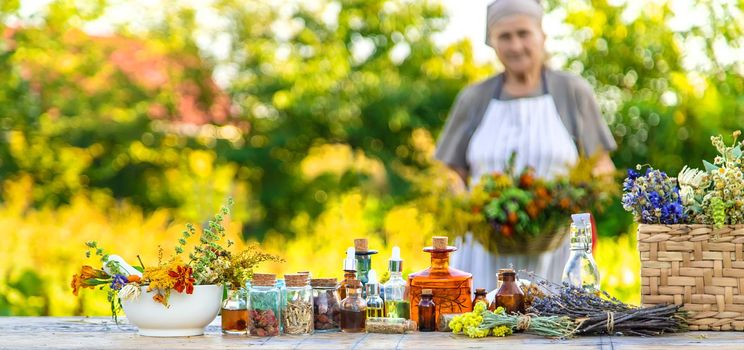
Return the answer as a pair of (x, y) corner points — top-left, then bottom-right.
(434, 69), (617, 171)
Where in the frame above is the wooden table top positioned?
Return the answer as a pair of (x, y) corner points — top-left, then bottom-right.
(0, 317), (739, 349)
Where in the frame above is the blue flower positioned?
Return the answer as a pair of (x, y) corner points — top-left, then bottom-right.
(627, 169), (640, 181)
(110, 274), (128, 291)
(622, 165), (687, 224)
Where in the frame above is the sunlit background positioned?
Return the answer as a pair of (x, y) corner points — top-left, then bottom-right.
(1, 0), (743, 316)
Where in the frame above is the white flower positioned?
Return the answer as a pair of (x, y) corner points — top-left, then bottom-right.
(678, 166), (708, 188)
(119, 284), (141, 302)
(678, 166), (709, 205)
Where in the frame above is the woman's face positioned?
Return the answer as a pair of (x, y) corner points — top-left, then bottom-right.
(489, 15), (545, 74)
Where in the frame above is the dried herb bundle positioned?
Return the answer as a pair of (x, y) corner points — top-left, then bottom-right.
(529, 281), (687, 336)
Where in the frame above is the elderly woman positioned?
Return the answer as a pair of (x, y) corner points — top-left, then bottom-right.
(435, 0), (617, 290)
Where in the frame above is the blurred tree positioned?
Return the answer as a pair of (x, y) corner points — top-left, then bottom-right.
(544, 0), (744, 235)
(210, 0), (489, 238)
(0, 0), (236, 219)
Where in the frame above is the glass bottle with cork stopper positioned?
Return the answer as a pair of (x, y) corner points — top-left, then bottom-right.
(472, 288), (488, 311)
(417, 289), (436, 332)
(339, 279), (367, 332)
(338, 247), (357, 300)
(311, 278), (341, 332)
(407, 236), (473, 328)
(282, 273), (314, 335)
(354, 238), (378, 297)
(247, 273), (281, 336)
(491, 269), (524, 314)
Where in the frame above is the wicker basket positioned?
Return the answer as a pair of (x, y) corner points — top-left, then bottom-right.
(638, 224), (744, 331)
(470, 222), (569, 255)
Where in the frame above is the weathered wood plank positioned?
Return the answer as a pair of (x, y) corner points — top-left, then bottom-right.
(0, 317), (741, 349)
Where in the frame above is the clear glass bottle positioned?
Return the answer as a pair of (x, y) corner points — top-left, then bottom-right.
(408, 236), (472, 328)
(354, 238), (377, 298)
(365, 269), (384, 318)
(222, 287), (248, 334)
(418, 289), (436, 332)
(561, 213), (600, 292)
(338, 247), (357, 300)
(383, 246), (410, 319)
(282, 274), (314, 335)
(311, 278), (341, 332)
(248, 273), (281, 336)
(339, 279), (367, 333)
(491, 269), (524, 314)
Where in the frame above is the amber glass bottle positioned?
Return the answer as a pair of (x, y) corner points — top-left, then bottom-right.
(339, 279), (367, 333)
(491, 269), (525, 314)
(472, 288), (488, 310)
(418, 289), (436, 332)
(408, 236), (473, 328)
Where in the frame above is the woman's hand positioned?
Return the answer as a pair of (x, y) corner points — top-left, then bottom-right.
(591, 152), (616, 177)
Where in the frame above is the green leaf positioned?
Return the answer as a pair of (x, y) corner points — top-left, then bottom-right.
(133, 266), (144, 273)
(733, 145), (742, 159)
(703, 160), (719, 173)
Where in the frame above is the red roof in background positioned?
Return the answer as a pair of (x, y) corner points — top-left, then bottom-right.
(6, 26), (234, 126)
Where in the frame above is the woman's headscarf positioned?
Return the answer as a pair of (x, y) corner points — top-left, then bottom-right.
(486, 0), (544, 48)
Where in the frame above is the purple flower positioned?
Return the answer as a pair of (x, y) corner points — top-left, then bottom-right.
(110, 274), (128, 291)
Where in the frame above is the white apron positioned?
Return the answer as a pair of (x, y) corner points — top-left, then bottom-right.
(452, 80), (579, 291)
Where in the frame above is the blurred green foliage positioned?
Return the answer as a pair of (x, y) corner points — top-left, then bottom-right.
(0, 0), (742, 315)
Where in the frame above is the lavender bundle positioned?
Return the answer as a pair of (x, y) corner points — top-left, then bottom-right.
(527, 276), (687, 336)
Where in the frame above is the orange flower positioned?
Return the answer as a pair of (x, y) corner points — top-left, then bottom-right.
(168, 265), (195, 294)
(500, 225), (513, 237)
(71, 265), (105, 296)
(152, 292), (166, 305)
(127, 275), (141, 283)
(519, 171), (535, 188)
(80, 265), (107, 280)
(526, 203), (539, 219)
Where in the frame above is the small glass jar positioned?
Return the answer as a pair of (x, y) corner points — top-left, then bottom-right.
(222, 288), (248, 334)
(472, 288), (488, 310)
(491, 269), (525, 314)
(248, 273), (281, 336)
(282, 274), (314, 335)
(340, 279), (367, 333)
(418, 289), (436, 332)
(311, 278), (341, 332)
(275, 278), (286, 333)
(365, 317), (416, 334)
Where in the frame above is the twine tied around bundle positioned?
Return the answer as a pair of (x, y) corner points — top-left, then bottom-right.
(517, 315), (532, 331)
(606, 311), (615, 334)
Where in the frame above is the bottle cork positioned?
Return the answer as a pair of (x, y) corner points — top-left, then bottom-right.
(252, 273), (276, 286)
(422, 289), (433, 295)
(310, 278), (338, 288)
(432, 236), (448, 250)
(284, 273), (309, 287)
(354, 238), (368, 253)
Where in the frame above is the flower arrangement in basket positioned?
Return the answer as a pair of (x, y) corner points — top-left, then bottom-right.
(70, 199), (282, 336)
(468, 154), (617, 255)
(622, 131), (744, 226)
(623, 131), (744, 331)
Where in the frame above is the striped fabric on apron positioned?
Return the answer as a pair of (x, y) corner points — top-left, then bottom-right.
(452, 75), (579, 291)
